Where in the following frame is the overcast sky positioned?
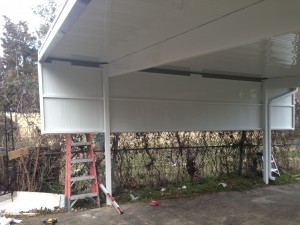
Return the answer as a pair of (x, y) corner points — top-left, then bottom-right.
(0, 0), (46, 33)
(0, 0), (64, 55)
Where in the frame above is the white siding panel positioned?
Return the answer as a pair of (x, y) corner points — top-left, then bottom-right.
(42, 61), (103, 98)
(268, 88), (293, 105)
(270, 92), (295, 130)
(39, 65), (295, 133)
(40, 61), (104, 134)
(110, 72), (262, 132)
(271, 106), (293, 130)
(110, 72), (261, 103)
(110, 99), (261, 132)
(44, 98), (104, 133)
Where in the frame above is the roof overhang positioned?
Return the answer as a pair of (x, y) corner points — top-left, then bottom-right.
(39, 0), (92, 62)
(39, 0), (300, 85)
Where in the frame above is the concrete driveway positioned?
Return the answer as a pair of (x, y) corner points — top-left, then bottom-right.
(20, 183), (300, 225)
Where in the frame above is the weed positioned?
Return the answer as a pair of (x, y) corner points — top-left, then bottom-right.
(114, 173), (299, 204)
(271, 171), (300, 185)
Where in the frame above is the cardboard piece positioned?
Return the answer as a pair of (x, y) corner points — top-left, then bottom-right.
(8, 148), (29, 160)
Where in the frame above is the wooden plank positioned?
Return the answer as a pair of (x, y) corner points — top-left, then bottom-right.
(8, 147), (29, 160)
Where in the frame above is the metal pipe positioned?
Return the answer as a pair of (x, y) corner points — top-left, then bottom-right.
(267, 88), (297, 181)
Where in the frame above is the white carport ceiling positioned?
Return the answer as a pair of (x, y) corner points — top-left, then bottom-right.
(40, 0), (300, 79)
(49, 0), (263, 62)
(159, 33), (300, 79)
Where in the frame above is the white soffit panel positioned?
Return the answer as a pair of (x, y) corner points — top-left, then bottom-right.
(107, 0), (261, 62)
(109, 0), (300, 76)
(39, 61), (104, 134)
(49, 0), (260, 62)
(161, 32), (300, 79)
(42, 0), (300, 80)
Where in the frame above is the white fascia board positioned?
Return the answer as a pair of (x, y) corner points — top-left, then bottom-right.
(265, 76), (300, 89)
(38, 0), (91, 62)
(108, 0), (300, 77)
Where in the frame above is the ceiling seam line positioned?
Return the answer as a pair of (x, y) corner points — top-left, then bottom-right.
(108, 0), (265, 64)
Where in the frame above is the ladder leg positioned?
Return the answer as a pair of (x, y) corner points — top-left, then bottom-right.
(261, 153), (280, 177)
(86, 133), (100, 207)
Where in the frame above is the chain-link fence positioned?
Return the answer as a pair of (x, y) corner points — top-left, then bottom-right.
(1, 106), (300, 194)
(0, 108), (64, 194)
(105, 130), (300, 191)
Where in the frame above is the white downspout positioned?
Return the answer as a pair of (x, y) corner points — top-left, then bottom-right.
(267, 88), (297, 181)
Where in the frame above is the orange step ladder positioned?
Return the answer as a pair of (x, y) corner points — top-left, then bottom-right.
(65, 134), (99, 211)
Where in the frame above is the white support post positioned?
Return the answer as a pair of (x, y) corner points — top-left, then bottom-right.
(103, 64), (112, 205)
(262, 82), (269, 184)
(37, 62), (45, 134)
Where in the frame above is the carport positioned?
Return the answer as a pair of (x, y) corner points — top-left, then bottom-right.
(38, 0), (300, 203)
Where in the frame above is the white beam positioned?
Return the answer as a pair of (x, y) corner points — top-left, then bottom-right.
(265, 76), (300, 89)
(103, 65), (112, 205)
(108, 0), (300, 76)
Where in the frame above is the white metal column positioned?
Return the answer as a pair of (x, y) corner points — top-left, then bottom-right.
(262, 82), (269, 184)
(103, 65), (112, 205)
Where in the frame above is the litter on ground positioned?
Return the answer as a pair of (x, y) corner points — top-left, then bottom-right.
(149, 200), (159, 207)
(219, 183), (227, 188)
(129, 193), (138, 201)
(160, 187), (166, 192)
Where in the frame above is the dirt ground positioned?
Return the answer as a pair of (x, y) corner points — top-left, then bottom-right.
(19, 183), (300, 225)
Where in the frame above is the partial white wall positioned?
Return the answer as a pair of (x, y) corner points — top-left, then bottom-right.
(39, 66), (295, 134)
(39, 61), (104, 134)
(109, 72), (262, 132)
(268, 88), (296, 130)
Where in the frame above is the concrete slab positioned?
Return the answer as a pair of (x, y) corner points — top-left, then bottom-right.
(20, 183), (300, 225)
(0, 192), (64, 215)
(0, 216), (13, 225)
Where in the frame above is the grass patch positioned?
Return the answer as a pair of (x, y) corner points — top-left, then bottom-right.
(114, 175), (263, 204)
(113, 173), (300, 204)
(271, 171), (300, 185)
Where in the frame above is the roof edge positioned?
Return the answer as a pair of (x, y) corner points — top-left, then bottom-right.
(38, 0), (91, 62)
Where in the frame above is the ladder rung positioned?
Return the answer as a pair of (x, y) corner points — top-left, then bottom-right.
(70, 192), (98, 201)
(71, 158), (93, 164)
(71, 175), (96, 182)
(71, 142), (91, 147)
